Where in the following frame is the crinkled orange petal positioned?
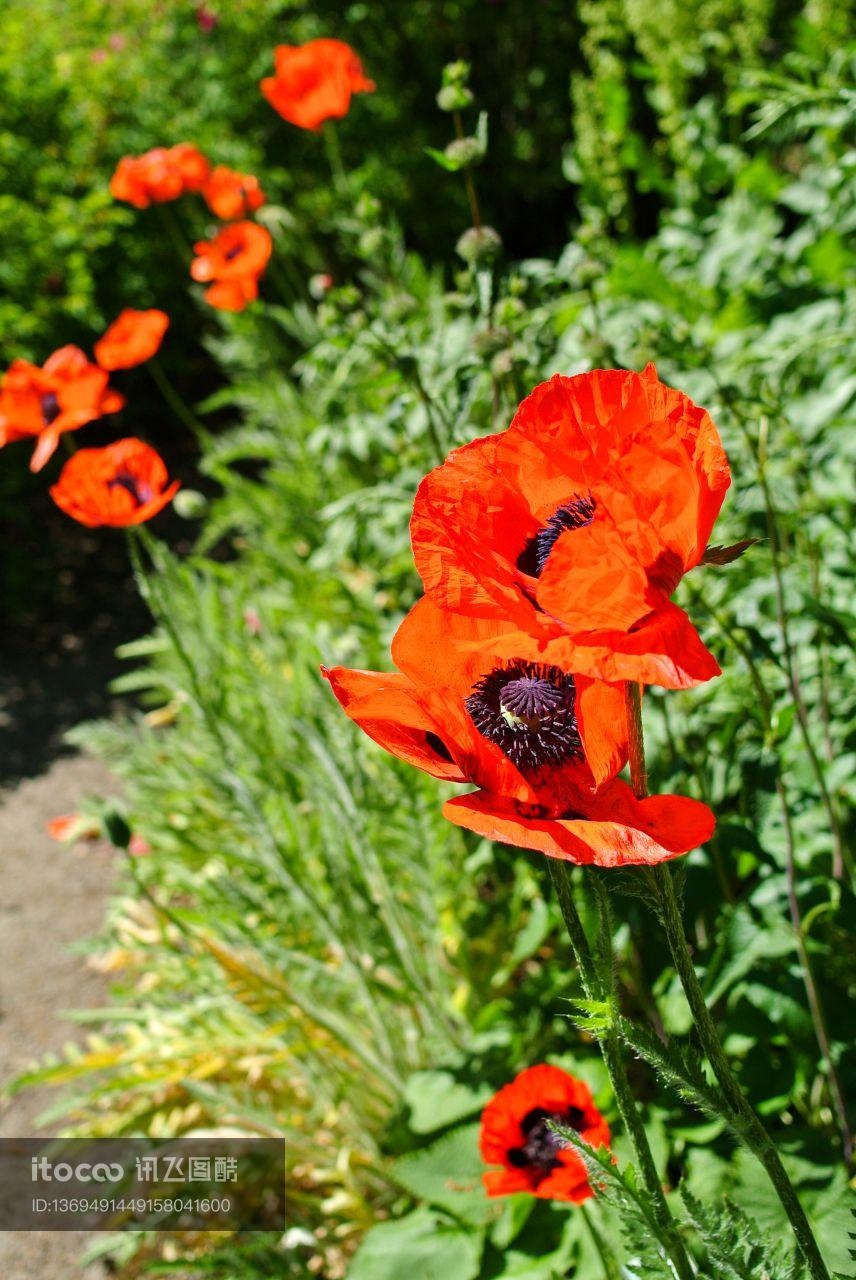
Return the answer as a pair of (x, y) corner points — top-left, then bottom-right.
(535, 512), (657, 632)
(204, 278), (257, 311)
(443, 782), (714, 866)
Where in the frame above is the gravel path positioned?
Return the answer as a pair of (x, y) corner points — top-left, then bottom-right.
(0, 755), (117, 1279)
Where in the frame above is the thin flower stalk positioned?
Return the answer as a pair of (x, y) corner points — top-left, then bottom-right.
(547, 859), (696, 1280)
(626, 684), (832, 1280)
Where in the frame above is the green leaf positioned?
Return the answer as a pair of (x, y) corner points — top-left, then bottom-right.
(392, 1124), (494, 1226)
(403, 1070), (494, 1135)
(347, 1209), (484, 1280)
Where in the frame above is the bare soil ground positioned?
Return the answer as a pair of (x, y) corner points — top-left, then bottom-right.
(0, 754), (118, 1279)
(0, 484), (150, 1278)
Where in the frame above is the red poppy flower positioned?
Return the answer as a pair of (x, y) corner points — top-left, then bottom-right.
(202, 166), (266, 220)
(94, 309), (170, 371)
(109, 144), (210, 207)
(480, 1064), (610, 1202)
(168, 142), (210, 192)
(260, 38), (375, 131)
(323, 597), (714, 866)
(190, 221), (273, 311)
(411, 365), (731, 690)
(49, 438), (179, 527)
(0, 346), (125, 472)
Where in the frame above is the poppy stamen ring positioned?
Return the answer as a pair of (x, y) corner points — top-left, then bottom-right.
(506, 1105), (586, 1176)
(40, 392), (61, 426)
(108, 471), (153, 506)
(466, 662), (583, 770)
(517, 493), (597, 578)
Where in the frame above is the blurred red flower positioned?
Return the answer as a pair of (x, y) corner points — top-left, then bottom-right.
(109, 144), (210, 207)
(411, 365), (731, 689)
(94, 309), (170, 370)
(190, 221), (272, 311)
(323, 598), (714, 866)
(480, 1064), (610, 1201)
(196, 5), (218, 32)
(46, 814), (101, 843)
(260, 38), (375, 131)
(0, 346), (124, 472)
(202, 166), (266, 220)
(49, 438), (179, 527)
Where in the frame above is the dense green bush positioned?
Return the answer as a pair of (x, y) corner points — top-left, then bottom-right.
(1, 0), (850, 361)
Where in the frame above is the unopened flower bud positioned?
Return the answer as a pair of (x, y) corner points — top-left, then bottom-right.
(444, 136), (484, 168)
(172, 489), (208, 519)
(456, 225), (502, 265)
(436, 84), (474, 113)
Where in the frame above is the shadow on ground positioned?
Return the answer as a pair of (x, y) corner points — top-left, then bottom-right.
(0, 455), (157, 788)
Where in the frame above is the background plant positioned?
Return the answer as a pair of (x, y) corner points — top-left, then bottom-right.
(3, 6), (855, 1279)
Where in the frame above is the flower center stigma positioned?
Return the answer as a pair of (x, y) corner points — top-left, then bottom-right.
(40, 392), (61, 426)
(108, 471), (153, 506)
(466, 662), (582, 770)
(507, 1105), (587, 1175)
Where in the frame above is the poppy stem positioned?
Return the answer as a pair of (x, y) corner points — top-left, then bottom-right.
(649, 863), (831, 1280)
(547, 861), (696, 1280)
(322, 122), (348, 194)
(147, 357), (206, 440)
(625, 681), (647, 798)
(626, 683), (831, 1275)
(453, 111), (482, 232)
(155, 203), (193, 263)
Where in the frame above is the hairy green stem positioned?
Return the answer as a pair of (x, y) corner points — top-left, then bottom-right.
(322, 122), (347, 194)
(453, 110), (482, 231)
(547, 860), (696, 1280)
(625, 684), (830, 1278)
(649, 864), (830, 1279)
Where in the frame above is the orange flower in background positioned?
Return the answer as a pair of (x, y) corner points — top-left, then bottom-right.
(46, 814), (102, 843)
(190, 221), (272, 311)
(323, 597), (715, 866)
(168, 142), (210, 192)
(411, 365), (731, 690)
(49, 438), (179, 527)
(94, 309), (170, 371)
(202, 166), (266, 220)
(0, 346), (125, 472)
(109, 143), (210, 207)
(260, 38), (375, 131)
(480, 1065), (611, 1201)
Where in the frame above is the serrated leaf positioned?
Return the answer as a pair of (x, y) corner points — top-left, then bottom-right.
(403, 1070), (494, 1134)
(347, 1208), (484, 1280)
(391, 1124), (494, 1226)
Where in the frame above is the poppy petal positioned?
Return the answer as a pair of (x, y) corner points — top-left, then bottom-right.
(443, 783), (714, 866)
(322, 665), (467, 782)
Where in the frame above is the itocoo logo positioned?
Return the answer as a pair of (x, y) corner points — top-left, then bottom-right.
(31, 1157), (124, 1183)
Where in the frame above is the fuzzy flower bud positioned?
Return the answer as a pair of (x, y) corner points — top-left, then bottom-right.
(456, 225), (502, 266)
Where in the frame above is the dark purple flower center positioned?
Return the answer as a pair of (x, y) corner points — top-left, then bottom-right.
(40, 392), (61, 426)
(517, 494), (597, 578)
(465, 663), (582, 770)
(223, 242), (244, 262)
(108, 471), (153, 506)
(506, 1105), (587, 1175)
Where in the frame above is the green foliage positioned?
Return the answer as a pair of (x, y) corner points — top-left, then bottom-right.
(5, 6), (856, 1280)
